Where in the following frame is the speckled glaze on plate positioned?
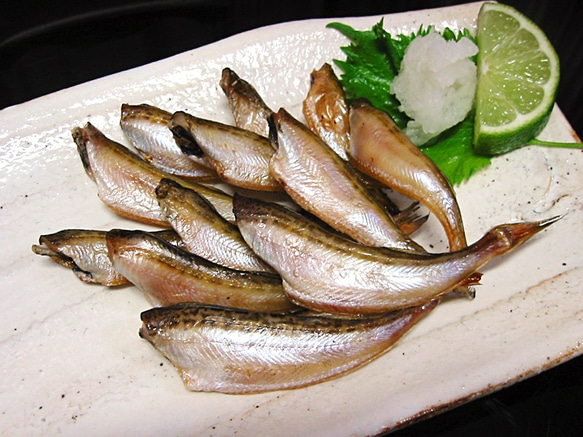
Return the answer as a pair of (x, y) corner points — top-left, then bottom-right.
(0, 2), (581, 436)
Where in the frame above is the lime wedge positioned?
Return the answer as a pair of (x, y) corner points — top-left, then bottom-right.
(473, 2), (560, 156)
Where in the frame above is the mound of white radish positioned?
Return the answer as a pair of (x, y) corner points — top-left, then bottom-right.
(391, 31), (478, 145)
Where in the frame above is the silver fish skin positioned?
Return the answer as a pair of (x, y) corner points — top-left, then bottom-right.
(32, 229), (128, 286)
(156, 178), (275, 273)
(32, 229), (185, 286)
(139, 301), (435, 393)
(234, 194), (558, 314)
(220, 67), (274, 137)
(302, 63), (350, 160)
(106, 229), (296, 313)
(269, 108), (424, 253)
(73, 122), (235, 225)
(120, 103), (217, 181)
(170, 111), (281, 191)
(348, 99), (467, 252)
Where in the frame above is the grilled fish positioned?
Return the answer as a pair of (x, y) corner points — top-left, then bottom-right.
(120, 103), (216, 181)
(234, 194), (558, 314)
(170, 111), (281, 191)
(31, 229), (183, 286)
(303, 63), (350, 160)
(219, 67), (274, 137)
(156, 178), (275, 273)
(106, 229), (295, 312)
(32, 229), (129, 286)
(73, 122), (235, 225)
(269, 108), (424, 253)
(139, 300), (435, 393)
(348, 99), (467, 252)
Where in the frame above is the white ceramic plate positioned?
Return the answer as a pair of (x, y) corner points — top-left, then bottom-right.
(1, 2), (581, 435)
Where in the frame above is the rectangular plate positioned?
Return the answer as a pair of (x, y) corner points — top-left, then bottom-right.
(1, 2), (581, 435)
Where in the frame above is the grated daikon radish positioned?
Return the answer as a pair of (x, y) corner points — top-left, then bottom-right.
(391, 31), (478, 146)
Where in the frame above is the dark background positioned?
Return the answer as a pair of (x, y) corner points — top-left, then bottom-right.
(2, 1), (582, 435)
(1, 0), (582, 137)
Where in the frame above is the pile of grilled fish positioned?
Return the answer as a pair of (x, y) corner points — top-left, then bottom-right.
(32, 65), (558, 394)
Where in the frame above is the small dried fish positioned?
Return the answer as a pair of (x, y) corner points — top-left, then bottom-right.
(171, 111), (281, 191)
(348, 99), (468, 251)
(220, 67), (274, 137)
(234, 194), (559, 314)
(106, 229), (296, 312)
(269, 108), (424, 253)
(73, 122), (235, 225)
(156, 178), (275, 273)
(32, 229), (129, 286)
(31, 229), (183, 286)
(139, 300), (436, 393)
(303, 63), (350, 160)
(120, 103), (217, 181)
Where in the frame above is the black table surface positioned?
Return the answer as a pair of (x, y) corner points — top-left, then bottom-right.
(2, 1), (582, 436)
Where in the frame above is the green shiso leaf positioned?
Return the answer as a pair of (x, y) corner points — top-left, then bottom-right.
(327, 20), (409, 128)
(422, 114), (491, 185)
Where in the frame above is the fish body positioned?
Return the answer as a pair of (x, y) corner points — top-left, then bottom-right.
(156, 178), (274, 273)
(139, 301), (435, 393)
(73, 123), (235, 225)
(120, 103), (216, 181)
(219, 67), (273, 137)
(171, 111), (280, 191)
(269, 108), (424, 253)
(348, 99), (467, 251)
(303, 63), (350, 160)
(106, 229), (295, 312)
(234, 194), (557, 314)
